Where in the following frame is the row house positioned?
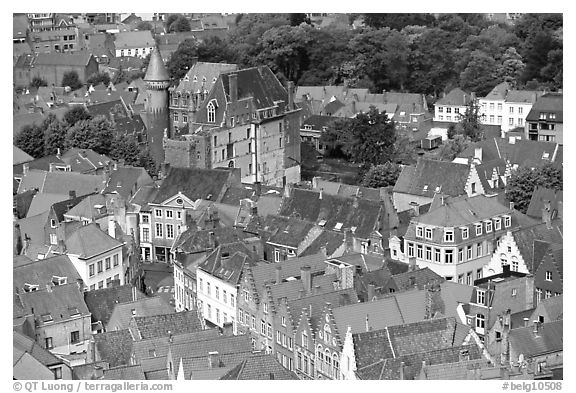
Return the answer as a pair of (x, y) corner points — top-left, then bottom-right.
(186, 66), (302, 186)
(136, 166), (240, 262)
(195, 241), (261, 333)
(113, 31), (155, 58)
(169, 62), (238, 131)
(479, 82), (543, 132)
(525, 93), (563, 144)
(299, 115), (337, 154)
(30, 27), (83, 54)
(393, 194), (534, 284)
(434, 88), (475, 123)
(13, 330), (74, 380)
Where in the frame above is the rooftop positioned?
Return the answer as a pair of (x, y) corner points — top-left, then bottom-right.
(65, 223), (123, 259)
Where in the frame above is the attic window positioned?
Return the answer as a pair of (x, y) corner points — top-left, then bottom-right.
(68, 307), (80, 316)
(41, 314), (54, 323)
(334, 223), (343, 231)
(351, 226), (357, 234)
(193, 76), (197, 82)
(435, 186), (441, 193)
(52, 276), (67, 286)
(318, 220), (326, 227)
(287, 249), (296, 257)
(542, 152), (550, 160)
(24, 283), (39, 292)
(423, 185), (428, 192)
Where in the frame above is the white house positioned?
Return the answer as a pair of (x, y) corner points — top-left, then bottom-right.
(434, 88), (475, 123)
(114, 31), (155, 58)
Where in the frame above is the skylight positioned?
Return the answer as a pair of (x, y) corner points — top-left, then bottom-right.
(334, 222), (343, 231)
(318, 220), (326, 227)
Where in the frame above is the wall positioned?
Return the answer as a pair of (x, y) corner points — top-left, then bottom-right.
(36, 315), (92, 359)
(68, 247), (124, 290)
(392, 192), (433, 214)
(196, 269), (237, 331)
(484, 231), (531, 277)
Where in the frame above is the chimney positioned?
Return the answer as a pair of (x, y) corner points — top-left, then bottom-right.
(399, 361), (405, 380)
(23, 163), (29, 175)
(229, 73), (238, 103)
(502, 264), (510, 276)
(542, 200), (552, 228)
(301, 266), (312, 293)
(284, 183), (293, 199)
(269, 373), (275, 380)
(523, 317), (530, 328)
(208, 351), (220, 368)
(353, 195), (359, 209)
(275, 265), (282, 285)
(56, 148), (61, 158)
(352, 100), (356, 114)
(287, 81), (294, 110)
(168, 330), (173, 343)
(409, 202), (419, 216)
(298, 289), (305, 298)
(319, 189), (323, 200)
(314, 284), (321, 294)
(107, 220), (117, 239)
(49, 162), (56, 172)
(409, 276), (416, 287)
(532, 320), (540, 336)
(474, 147), (482, 163)
(365, 314), (370, 332)
(69, 190), (76, 199)
(222, 322), (234, 336)
(113, 161), (118, 171)
(58, 239), (66, 253)
(508, 136), (516, 145)
(408, 257), (417, 272)
(501, 309), (511, 365)
(367, 284), (375, 301)
(254, 181), (262, 197)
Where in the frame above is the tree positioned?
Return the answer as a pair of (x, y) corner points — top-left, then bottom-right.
(321, 106), (397, 171)
(438, 135), (470, 161)
(460, 101), (484, 142)
(506, 164), (563, 213)
(137, 148), (158, 177)
(64, 106), (92, 127)
(30, 76), (48, 89)
(166, 39), (198, 81)
(497, 47), (526, 88)
(447, 124), (457, 139)
(66, 116), (115, 155)
(289, 13), (309, 26)
(43, 114), (67, 156)
(14, 124), (45, 158)
(110, 134), (141, 165)
(136, 21), (153, 31)
(363, 13), (436, 30)
(86, 72), (111, 87)
(197, 36), (237, 64)
(459, 50), (500, 96)
(169, 16), (191, 32)
(61, 70), (83, 90)
(361, 162), (402, 188)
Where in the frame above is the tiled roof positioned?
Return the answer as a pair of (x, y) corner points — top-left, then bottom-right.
(16, 211), (49, 254)
(114, 30), (155, 50)
(84, 285), (143, 327)
(64, 194), (108, 221)
(133, 329), (221, 363)
(278, 188), (384, 239)
(129, 184), (159, 208)
(13, 145), (33, 166)
(299, 230), (344, 257)
(60, 148), (112, 173)
(220, 352), (299, 380)
(18, 170), (106, 196)
(509, 320), (563, 358)
(18, 283), (90, 326)
(526, 187), (562, 219)
(269, 273), (339, 305)
(482, 82), (509, 101)
(26, 193), (70, 217)
(130, 310), (203, 340)
(475, 159), (508, 194)
(172, 226), (251, 254)
(13, 330), (62, 368)
(34, 52), (94, 67)
(174, 62), (237, 94)
(530, 294), (562, 323)
(505, 89), (543, 104)
(525, 93), (563, 123)
(65, 223), (123, 259)
(328, 253), (388, 273)
(102, 364), (146, 380)
(301, 115), (338, 130)
(103, 166), (152, 200)
(388, 268), (444, 293)
(94, 329), (134, 367)
(393, 158), (470, 198)
(247, 253), (327, 290)
(152, 167), (233, 204)
(198, 242), (259, 285)
(420, 358), (490, 379)
(109, 296), (174, 331)
(14, 254), (82, 292)
(143, 47), (170, 82)
(537, 243), (563, 279)
(435, 88), (472, 106)
(511, 221), (563, 273)
(258, 215), (315, 248)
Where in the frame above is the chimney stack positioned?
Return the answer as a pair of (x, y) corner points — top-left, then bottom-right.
(229, 73), (238, 103)
(301, 266), (312, 294)
(399, 361), (405, 380)
(287, 81), (294, 110)
(542, 200), (553, 228)
(509, 202), (514, 210)
(367, 284), (375, 301)
(533, 320), (540, 336)
(208, 351), (220, 368)
(108, 220), (116, 239)
(222, 322), (234, 336)
(275, 265), (282, 285)
(254, 181), (262, 197)
(365, 314), (370, 332)
(56, 148), (61, 158)
(319, 189), (323, 200)
(409, 202), (419, 216)
(23, 163), (29, 175)
(523, 317), (530, 328)
(49, 162), (56, 172)
(408, 257), (417, 272)
(69, 190), (76, 199)
(474, 147), (482, 163)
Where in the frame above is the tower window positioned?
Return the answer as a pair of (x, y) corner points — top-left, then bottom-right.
(207, 100), (216, 123)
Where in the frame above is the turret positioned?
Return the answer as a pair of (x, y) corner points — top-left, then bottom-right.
(144, 48), (170, 114)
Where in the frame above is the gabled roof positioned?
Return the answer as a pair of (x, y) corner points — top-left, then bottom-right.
(509, 320), (563, 357)
(109, 296), (174, 331)
(247, 253), (327, 290)
(174, 62), (237, 94)
(505, 89), (544, 104)
(65, 223), (123, 259)
(102, 364), (146, 380)
(64, 193), (108, 221)
(299, 230), (344, 257)
(13, 330), (62, 368)
(329, 253), (389, 273)
(143, 47), (169, 82)
(525, 93), (563, 123)
(261, 215), (315, 248)
(26, 193), (70, 217)
(13, 145), (33, 166)
(269, 272), (338, 303)
(94, 329), (134, 367)
(17, 170), (106, 196)
(114, 30), (155, 50)
(84, 285), (144, 327)
(526, 187), (562, 219)
(530, 294), (562, 323)
(393, 158), (470, 198)
(482, 82), (510, 101)
(130, 310), (203, 340)
(50, 192), (90, 221)
(435, 88), (472, 106)
(198, 242), (259, 285)
(536, 243), (563, 280)
(132, 329), (221, 363)
(173, 226), (252, 255)
(14, 254), (82, 292)
(103, 166), (153, 199)
(34, 52), (95, 67)
(220, 352), (299, 380)
(387, 268), (444, 293)
(511, 221), (563, 273)
(152, 167), (234, 204)
(474, 159), (508, 194)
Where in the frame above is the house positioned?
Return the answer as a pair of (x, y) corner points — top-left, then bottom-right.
(128, 310), (204, 340)
(137, 166), (240, 262)
(525, 93), (563, 144)
(180, 66), (302, 186)
(195, 242), (260, 332)
(84, 285), (145, 332)
(392, 158), (482, 212)
(14, 52), (99, 88)
(64, 223), (125, 290)
(533, 243), (562, 300)
(29, 27), (83, 55)
(15, 282), (92, 360)
(434, 88), (475, 122)
(86, 33), (115, 64)
(220, 352), (299, 380)
(479, 82), (544, 132)
(85, 99), (147, 138)
(106, 296), (174, 332)
(341, 317), (480, 380)
(169, 62), (238, 130)
(13, 145), (33, 166)
(396, 194), (537, 284)
(17, 169), (106, 196)
(13, 330), (73, 380)
(113, 31), (155, 58)
(310, 177), (387, 202)
(14, 254), (83, 294)
(299, 115), (338, 154)
(526, 187), (562, 220)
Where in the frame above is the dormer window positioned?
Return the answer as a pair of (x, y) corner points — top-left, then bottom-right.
(422, 185), (428, 192)
(477, 290), (486, 305)
(424, 228), (433, 240)
(50, 219), (57, 228)
(494, 217), (501, 230)
(461, 227), (469, 240)
(485, 220), (492, 233)
(503, 215), (511, 228)
(207, 100), (217, 123)
(41, 313), (53, 323)
(475, 223), (483, 236)
(444, 228), (454, 242)
(24, 283), (39, 292)
(416, 226), (423, 238)
(52, 276), (67, 286)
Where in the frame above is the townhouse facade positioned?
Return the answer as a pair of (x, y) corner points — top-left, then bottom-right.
(525, 93), (563, 144)
(434, 88), (475, 122)
(113, 31), (155, 58)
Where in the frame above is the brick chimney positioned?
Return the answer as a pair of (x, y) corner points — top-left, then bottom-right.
(501, 309), (511, 365)
(409, 202), (419, 216)
(301, 266), (312, 294)
(229, 73), (238, 103)
(532, 320), (540, 336)
(23, 163), (29, 175)
(367, 284), (375, 301)
(208, 351), (220, 368)
(69, 190), (76, 199)
(275, 265), (282, 285)
(222, 322), (234, 336)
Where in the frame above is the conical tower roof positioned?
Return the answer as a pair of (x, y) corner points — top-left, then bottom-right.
(144, 48), (170, 82)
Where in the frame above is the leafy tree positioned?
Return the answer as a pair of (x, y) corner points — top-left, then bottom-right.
(86, 72), (111, 87)
(167, 39), (198, 81)
(321, 106), (397, 171)
(520, 30), (561, 84)
(136, 21), (153, 31)
(61, 70), (82, 90)
(30, 76), (48, 89)
(447, 124), (457, 139)
(438, 135), (470, 161)
(497, 47), (526, 88)
(460, 101), (484, 142)
(197, 36), (237, 64)
(459, 50), (500, 96)
(14, 124), (45, 158)
(165, 14), (181, 30)
(64, 106), (92, 126)
(363, 13), (436, 30)
(289, 13), (309, 26)
(110, 134), (141, 165)
(66, 116), (115, 155)
(361, 162), (402, 188)
(169, 16), (191, 32)
(137, 148), (158, 177)
(506, 164), (563, 213)
(43, 114), (67, 156)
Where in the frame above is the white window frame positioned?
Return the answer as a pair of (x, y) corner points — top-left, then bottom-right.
(545, 271), (552, 281)
(475, 223), (482, 236)
(416, 226), (423, 238)
(445, 249), (454, 264)
(485, 220), (492, 233)
(155, 223), (163, 238)
(166, 210), (173, 219)
(494, 218), (501, 231)
(503, 215), (511, 228)
(444, 228), (454, 242)
(461, 227), (469, 240)
(207, 100), (216, 123)
(425, 228), (433, 240)
(477, 290), (485, 305)
(166, 224), (174, 239)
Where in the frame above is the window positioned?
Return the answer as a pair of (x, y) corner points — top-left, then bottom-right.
(263, 303), (268, 314)
(416, 226), (423, 238)
(166, 224), (174, 239)
(511, 257), (518, 272)
(142, 228), (150, 242)
(461, 227), (469, 240)
(497, 103), (502, 111)
(215, 286), (219, 300)
(50, 219), (57, 228)
(518, 107), (523, 115)
(476, 314), (485, 329)
(494, 218), (501, 230)
(230, 294), (235, 307)
(476, 243), (482, 257)
(546, 271), (552, 281)
(536, 288), (542, 304)
(50, 233), (58, 245)
(475, 223), (482, 236)
(261, 320), (266, 335)
(434, 248), (441, 263)
(222, 290), (227, 304)
(489, 103), (494, 111)
(458, 274), (464, 284)
(70, 330), (80, 344)
(467, 245), (473, 260)
(98, 281), (104, 289)
(277, 331), (282, 344)
(446, 107), (452, 113)
(45, 337), (53, 349)
(445, 249), (453, 264)
(142, 214), (149, 224)
(485, 221), (492, 233)
(251, 316), (256, 330)
(471, 182), (476, 194)
(518, 118), (523, 126)
(476, 269), (482, 280)
(444, 228), (454, 242)
(497, 116), (502, 124)
(438, 107), (443, 113)
(477, 290), (485, 305)
(458, 248), (464, 262)
(466, 272), (472, 285)
(489, 115), (495, 123)
(155, 209), (162, 218)
(173, 112), (179, 122)
(545, 290), (552, 299)
(207, 304), (212, 319)
(302, 332), (308, 349)
(207, 101), (216, 123)
(511, 288), (517, 297)
(274, 249), (280, 262)
(504, 215), (511, 228)
(267, 323), (272, 339)
(416, 244), (423, 259)
(97, 261), (103, 273)
(509, 107), (514, 114)
(166, 210), (173, 219)
(509, 118), (514, 126)
(425, 228), (432, 240)
(216, 309), (220, 323)
(407, 242), (415, 257)
(425, 246), (432, 262)
(53, 367), (62, 380)
(155, 223), (163, 238)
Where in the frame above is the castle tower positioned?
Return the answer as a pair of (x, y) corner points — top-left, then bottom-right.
(144, 48), (170, 114)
